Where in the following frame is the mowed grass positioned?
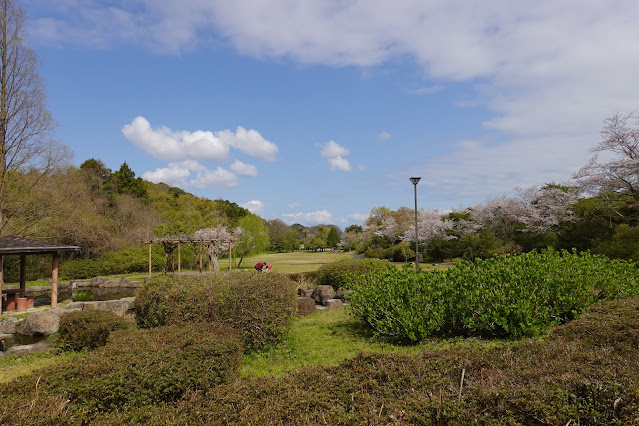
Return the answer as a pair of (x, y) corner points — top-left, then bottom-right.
(0, 350), (80, 384)
(235, 250), (357, 274)
(241, 307), (501, 378)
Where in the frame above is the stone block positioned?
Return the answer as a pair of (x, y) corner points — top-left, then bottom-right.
(311, 285), (335, 306)
(297, 297), (316, 316)
(325, 299), (344, 310)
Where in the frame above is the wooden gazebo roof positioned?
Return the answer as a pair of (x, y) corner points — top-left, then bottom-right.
(0, 235), (81, 255)
(0, 236), (81, 314)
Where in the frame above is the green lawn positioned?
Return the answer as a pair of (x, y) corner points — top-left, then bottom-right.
(234, 250), (357, 274)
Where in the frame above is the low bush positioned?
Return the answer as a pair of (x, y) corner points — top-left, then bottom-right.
(316, 258), (395, 290)
(349, 249), (639, 341)
(92, 297), (639, 425)
(133, 272), (298, 351)
(0, 323), (243, 421)
(58, 310), (134, 351)
(60, 258), (100, 280)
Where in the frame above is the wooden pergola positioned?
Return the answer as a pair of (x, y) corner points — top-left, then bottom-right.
(0, 235), (81, 315)
(142, 235), (237, 276)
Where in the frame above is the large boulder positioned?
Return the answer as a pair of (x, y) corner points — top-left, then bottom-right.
(17, 308), (66, 336)
(311, 285), (335, 306)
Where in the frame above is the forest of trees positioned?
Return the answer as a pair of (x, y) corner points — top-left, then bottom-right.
(348, 112), (639, 264)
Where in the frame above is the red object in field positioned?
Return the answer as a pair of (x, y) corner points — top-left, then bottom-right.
(16, 297), (27, 312)
(4, 293), (16, 312)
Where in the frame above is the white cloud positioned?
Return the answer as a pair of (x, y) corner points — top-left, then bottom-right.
(320, 140), (352, 172)
(242, 200), (264, 214)
(288, 202), (301, 210)
(142, 160), (239, 189)
(377, 131), (392, 142)
(31, 2), (639, 199)
(122, 117), (278, 163)
(415, 85), (445, 95)
(280, 210), (333, 226)
(230, 160), (258, 176)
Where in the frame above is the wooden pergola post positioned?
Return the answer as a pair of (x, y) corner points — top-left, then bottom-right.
(228, 241), (232, 271)
(177, 242), (181, 276)
(51, 253), (59, 308)
(0, 255), (3, 315)
(208, 243), (212, 273)
(148, 242), (152, 277)
(199, 241), (203, 274)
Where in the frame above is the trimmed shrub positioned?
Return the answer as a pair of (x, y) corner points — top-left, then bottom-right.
(349, 249), (639, 341)
(60, 245), (166, 279)
(316, 257), (395, 290)
(0, 323), (243, 420)
(60, 258), (100, 280)
(133, 272), (298, 351)
(58, 310), (134, 351)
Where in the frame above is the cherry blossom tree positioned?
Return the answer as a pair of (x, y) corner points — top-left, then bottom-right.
(402, 210), (456, 244)
(471, 186), (578, 236)
(573, 112), (639, 201)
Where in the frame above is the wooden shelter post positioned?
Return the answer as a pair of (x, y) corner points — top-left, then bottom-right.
(208, 243), (212, 273)
(20, 254), (27, 298)
(199, 241), (203, 274)
(228, 241), (232, 271)
(51, 253), (59, 308)
(177, 242), (181, 276)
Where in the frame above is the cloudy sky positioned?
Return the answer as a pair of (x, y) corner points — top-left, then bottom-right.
(23, 0), (639, 226)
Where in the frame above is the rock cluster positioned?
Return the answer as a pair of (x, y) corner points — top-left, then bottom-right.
(296, 285), (350, 315)
(0, 297), (135, 356)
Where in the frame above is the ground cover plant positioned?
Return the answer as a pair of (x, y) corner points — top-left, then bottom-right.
(349, 249), (639, 341)
(133, 271), (298, 351)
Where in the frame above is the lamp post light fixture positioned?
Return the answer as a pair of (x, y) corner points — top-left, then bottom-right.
(409, 177), (421, 271)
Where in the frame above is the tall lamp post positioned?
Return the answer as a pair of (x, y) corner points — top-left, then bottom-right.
(409, 177), (421, 271)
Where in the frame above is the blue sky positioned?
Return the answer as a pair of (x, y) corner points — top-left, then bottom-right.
(21, 0), (639, 227)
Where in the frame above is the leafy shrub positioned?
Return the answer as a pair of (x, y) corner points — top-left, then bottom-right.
(60, 258), (100, 280)
(316, 258), (395, 290)
(0, 323), (243, 420)
(133, 272), (298, 351)
(349, 249), (639, 341)
(61, 245), (167, 279)
(72, 289), (95, 301)
(58, 310), (134, 351)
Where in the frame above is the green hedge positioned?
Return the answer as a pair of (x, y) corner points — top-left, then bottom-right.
(133, 272), (298, 351)
(0, 323), (243, 420)
(316, 258), (395, 290)
(58, 310), (134, 351)
(61, 245), (167, 279)
(348, 250), (639, 341)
